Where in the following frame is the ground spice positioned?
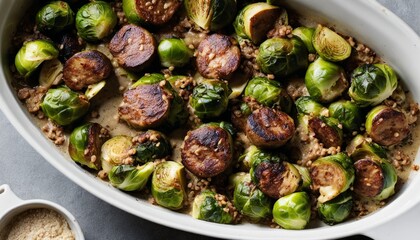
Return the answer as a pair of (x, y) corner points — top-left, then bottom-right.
(0, 208), (74, 240)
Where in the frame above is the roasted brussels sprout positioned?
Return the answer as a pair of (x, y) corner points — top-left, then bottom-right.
(312, 25), (351, 62)
(233, 2), (279, 44)
(39, 58), (63, 89)
(365, 105), (409, 146)
(349, 64), (398, 107)
(318, 191), (353, 225)
(109, 162), (154, 191)
(184, 0), (237, 31)
(353, 157), (397, 200)
(151, 161), (187, 210)
(132, 130), (171, 164)
(272, 192), (311, 230)
(15, 40), (59, 78)
(230, 173), (272, 221)
(347, 135), (387, 160)
(158, 38), (193, 68)
(311, 153), (355, 203)
(244, 77), (292, 113)
(328, 100), (364, 131)
(192, 190), (234, 224)
(190, 79), (232, 119)
(250, 148), (301, 199)
(305, 57), (348, 103)
(182, 123), (234, 178)
(293, 164), (312, 190)
(308, 116), (343, 148)
(36, 1), (74, 34)
(123, 0), (182, 25)
(295, 96), (327, 116)
(41, 86), (90, 126)
(69, 122), (110, 170)
(101, 136), (133, 174)
(257, 37), (308, 77)
(75, 1), (117, 42)
(292, 26), (315, 53)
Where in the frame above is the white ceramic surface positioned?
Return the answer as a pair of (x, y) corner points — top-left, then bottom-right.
(0, 0), (419, 239)
(0, 184), (84, 239)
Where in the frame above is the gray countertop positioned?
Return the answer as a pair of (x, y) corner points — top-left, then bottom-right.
(0, 0), (419, 239)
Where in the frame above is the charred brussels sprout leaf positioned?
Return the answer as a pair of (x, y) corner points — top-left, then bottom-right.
(158, 38), (193, 68)
(192, 190), (234, 224)
(133, 130), (171, 164)
(151, 161), (187, 210)
(41, 86), (90, 126)
(257, 37), (308, 77)
(305, 57), (348, 103)
(185, 0), (237, 31)
(318, 191), (353, 225)
(349, 64), (398, 107)
(190, 79), (232, 119)
(109, 162), (154, 191)
(36, 1), (74, 34)
(15, 40), (59, 78)
(76, 1), (117, 42)
(272, 192), (311, 230)
(313, 25), (351, 62)
(292, 26), (315, 53)
(329, 100), (364, 131)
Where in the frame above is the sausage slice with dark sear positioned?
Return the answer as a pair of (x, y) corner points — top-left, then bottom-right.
(63, 50), (112, 90)
(118, 83), (172, 129)
(181, 125), (233, 178)
(245, 107), (295, 149)
(130, 0), (182, 25)
(308, 117), (342, 148)
(109, 24), (156, 72)
(368, 107), (409, 146)
(353, 158), (384, 198)
(196, 34), (241, 79)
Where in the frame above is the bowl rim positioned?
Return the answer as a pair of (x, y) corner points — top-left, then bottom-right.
(0, 0), (419, 239)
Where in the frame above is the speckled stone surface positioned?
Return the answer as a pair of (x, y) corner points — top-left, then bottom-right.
(0, 1), (418, 239)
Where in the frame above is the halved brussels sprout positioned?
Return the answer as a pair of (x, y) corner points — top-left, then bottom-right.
(101, 135), (133, 174)
(39, 58), (63, 89)
(192, 190), (234, 224)
(311, 153), (355, 203)
(233, 2), (280, 44)
(292, 27), (316, 53)
(272, 192), (311, 230)
(365, 105), (409, 146)
(244, 77), (292, 113)
(318, 191), (353, 225)
(151, 161), (187, 210)
(328, 100), (364, 131)
(75, 1), (117, 42)
(349, 64), (398, 107)
(230, 173), (272, 221)
(36, 1), (74, 34)
(15, 40), (59, 78)
(185, 0), (237, 31)
(41, 86), (90, 126)
(132, 130), (171, 164)
(69, 122), (110, 170)
(108, 162), (154, 191)
(190, 79), (232, 119)
(305, 57), (348, 103)
(158, 38), (193, 68)
(257, 37), (308, 77)
(347, 135), (388, 160)
(312, 25), (351, 62)
(295, 96), (327, 116)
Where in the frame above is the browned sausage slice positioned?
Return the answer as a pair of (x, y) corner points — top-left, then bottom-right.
(181, 125), (233, 178)
(109, 24), (156, 72)
(196, 34), (241, 79)
(308, 117), (342, 148)
(245, 107), (295, 148)
(369, 107), (409, 146)
(353, 158), (384, 198)
(132, 0), (182, 25)
(118, 83), (171, 129)
(63, 50), (112, 90)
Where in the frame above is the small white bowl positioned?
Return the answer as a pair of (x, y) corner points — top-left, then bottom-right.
(0, 184), (84, 240)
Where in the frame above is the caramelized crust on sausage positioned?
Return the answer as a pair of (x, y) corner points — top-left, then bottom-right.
(353, 158), (384, 197)
(245, 107), (295, 148)
(63, 50), (112, 90)
(369, 108), (409, 146)
(196, 34), (241, 79)
(134, 0), (182, 25)
(109, 24), (156, 72)
(118, 83), (171, 129)
(308, 117), (342, 148)
(181, 125), (232, 178)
